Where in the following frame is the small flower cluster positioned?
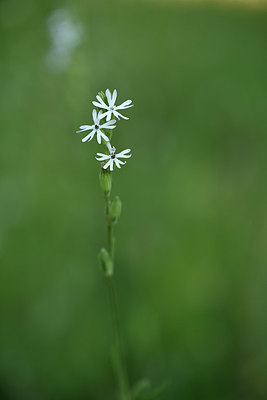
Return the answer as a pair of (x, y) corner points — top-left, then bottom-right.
(76, 89), (133, 171)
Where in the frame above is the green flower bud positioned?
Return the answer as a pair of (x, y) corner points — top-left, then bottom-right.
(99, 168), (112, 194)
(98, 248), (113, 276)
(98, 91), (106, 102)
(110, 196), (122, 223)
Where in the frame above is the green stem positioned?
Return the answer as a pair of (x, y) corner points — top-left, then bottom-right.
(104, 192), (131, 400)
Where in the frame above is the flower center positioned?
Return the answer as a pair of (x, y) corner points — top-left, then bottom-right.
(95, 125), (99, 130)
(111, 154), (116, 159)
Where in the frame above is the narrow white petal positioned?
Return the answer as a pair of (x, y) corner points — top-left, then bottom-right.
(92, 109), (98, 124)
(100, 111), (108, 119)
(101, 122), (116, 130)
(111, 89), (117, 107)
(114, 158), (122, 169)
(116, 149), (132, 158)
(114, 110), (129, 120)
(96, 96), (109, 109)
(116, 100), (133, 109)
(106, 111), (112, 121)
(116, 158), (126, 167)
(82, 131), (95, 142)
(103, 159), (113, 170)
(96, 131), (101, 144)
(107, 119), (117, 125)
(96, 154), (110, 161)
(104, 125), (116, 130)
(98, 110), (104, 120)
(96, 152), (110, 157)
(76, 125), (92, 133)
(96, 95), (105, 105)
(116, 104), (134, 110)
(106, 142), (112, 153)
(92, 101), (105, 109)
(105, 89), (112, 105)
(118, 148), (131, 155)
(113, 110), (120, 120)
(109, 159), (114, 171)
(101, 118), (116, 126)
(79, 125), (91, 129)
(99, 130), (109, 142)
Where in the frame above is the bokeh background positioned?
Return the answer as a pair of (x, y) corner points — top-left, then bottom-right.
(1, 0), (267, 399)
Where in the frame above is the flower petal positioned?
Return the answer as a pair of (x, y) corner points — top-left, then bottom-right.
(98, 110), (105, 120)
(98, 130), (109, 143)
(116, 149), (132, 158)
(117, 105), (134, 110)
(106, 111), (112, 121)
(113, 110), (129, 120)
(92, 101), (105, 109)
(101, 121), (116, 129)
(109, 159), (114, 171)
(116, 100), (133, 109)
(100, 111), (108, 119)
(96, 153), (110, 161)
(113, 110), (120, 120)
(106, 142), (115, 154)
(103, 159), (113, 170)
(76, 125), (92, 133)
(111, 89), (117, 107)
(114, 159), (121, 169)
(118, 158), (126, 164)
(114, 158), (126, 168)
(96, 96), (109, 110)
(92, 109), (98, 124)
(105, 89), (112, 105)
(96, 131), (101, 144)
(82, 131), (95, 142)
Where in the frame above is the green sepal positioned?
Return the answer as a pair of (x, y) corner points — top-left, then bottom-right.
(99, 169), (112, 194)
(98, 248), (113, 276)
(110, 196), (122, 223)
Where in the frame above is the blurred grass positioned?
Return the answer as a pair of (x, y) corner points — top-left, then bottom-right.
(0, 0), (267, 399)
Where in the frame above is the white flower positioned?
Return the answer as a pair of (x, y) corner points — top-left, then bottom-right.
(96, 144), (132, 171)
(92, 89), (133, 121)
(76, 109), (116, 144)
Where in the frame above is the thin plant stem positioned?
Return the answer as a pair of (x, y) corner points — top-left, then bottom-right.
(104, 193), (131, 400)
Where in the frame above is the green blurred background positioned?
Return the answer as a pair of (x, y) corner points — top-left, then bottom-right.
(1, 0), (267, 399)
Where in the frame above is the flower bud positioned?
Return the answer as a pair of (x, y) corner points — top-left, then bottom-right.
(99, 248), (113, 276)
(98, 91), (106, 102)
(99, 168), (112, 194)
(110, 196), (122, 223)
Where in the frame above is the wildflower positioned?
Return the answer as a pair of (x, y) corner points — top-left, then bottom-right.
(76, 109), (116, 144)
(96, 144), (132, 171)
(93, 89), (133, 121)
